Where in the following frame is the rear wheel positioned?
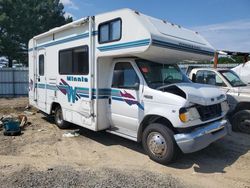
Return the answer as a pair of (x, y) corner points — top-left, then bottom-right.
(54, 106), (69, 129)
(232, 110), (250, 134)
(142, 123), (177, 164)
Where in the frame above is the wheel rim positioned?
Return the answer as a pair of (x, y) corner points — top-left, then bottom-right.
(238, 118), (250, 133)
(147, 132), (167, 158)
(56, 109), (63, 125)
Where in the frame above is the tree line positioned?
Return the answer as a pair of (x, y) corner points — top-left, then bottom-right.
(0, 0), (72, 67)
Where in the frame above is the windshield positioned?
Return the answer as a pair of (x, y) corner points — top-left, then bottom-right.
(136, 59), (191, 89)
(219, 70), (247, 87)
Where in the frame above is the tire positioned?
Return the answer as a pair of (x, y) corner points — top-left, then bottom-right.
(54, 106), (69, 129)
(231, 110), (250, 134)
(142, 123), (178, 164)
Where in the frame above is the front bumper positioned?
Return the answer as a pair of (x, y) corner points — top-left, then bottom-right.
(174, 119), (230, 153)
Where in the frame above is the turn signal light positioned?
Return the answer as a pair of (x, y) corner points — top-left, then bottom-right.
(179, 113), (188, 122)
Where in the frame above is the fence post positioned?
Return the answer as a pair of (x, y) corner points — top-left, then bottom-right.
(13, 69), (15, 97)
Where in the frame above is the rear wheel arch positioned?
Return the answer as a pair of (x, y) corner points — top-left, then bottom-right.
(50, 102), (61, 115)
(230, 102), (250, 117)
(137, 115), (175, 142)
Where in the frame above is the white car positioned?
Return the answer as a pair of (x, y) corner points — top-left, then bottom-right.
(189, 68), (250, 134)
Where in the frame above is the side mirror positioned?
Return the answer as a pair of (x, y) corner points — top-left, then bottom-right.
(133, 82), (140, 90)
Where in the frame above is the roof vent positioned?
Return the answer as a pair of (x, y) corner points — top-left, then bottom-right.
(162, 20), (167, 24)
(134, 11), (140, 15)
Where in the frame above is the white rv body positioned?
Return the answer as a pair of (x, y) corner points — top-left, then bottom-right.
(29, 9), (229, 163)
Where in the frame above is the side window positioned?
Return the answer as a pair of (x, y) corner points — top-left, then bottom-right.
(215, 75), (226, 86)
(195, 71), (206, 84)
(38, 55), (44, 76)
(112, 62), (139, 90)
(205, 71), (216, 85)
(196, 70), (226, 86)
(98, 18), (121, 43)
(59, 46), (89, 75)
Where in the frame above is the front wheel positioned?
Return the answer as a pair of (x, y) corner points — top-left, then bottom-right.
(54, 106), (69, 129)
(142, 123), (178, 164)
(231, 110), (250, 134)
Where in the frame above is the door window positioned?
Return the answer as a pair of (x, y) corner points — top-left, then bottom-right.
(39, 55), (44, 76)
(112, 62), (139, 90)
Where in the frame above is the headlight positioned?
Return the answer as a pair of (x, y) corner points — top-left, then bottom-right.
(221, 101), (229, 112)
(179, 107), (200, 122)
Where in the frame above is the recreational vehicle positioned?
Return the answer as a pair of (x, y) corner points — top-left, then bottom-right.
(29, 9), (230, 164)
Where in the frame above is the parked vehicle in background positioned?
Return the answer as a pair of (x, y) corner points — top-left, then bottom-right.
(12, 64), (24, 68)
(189, 68), (250, 134)
(0, 64), (7, 68)
(232, 61), (250, 85)
(29, 8), (230, 164)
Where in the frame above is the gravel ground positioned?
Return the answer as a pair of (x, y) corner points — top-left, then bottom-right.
(0, 97), (249, 188)
(0, 166), (183, 188)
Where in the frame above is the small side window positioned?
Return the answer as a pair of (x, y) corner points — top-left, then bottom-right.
(39, 55), (44, 76)
(112, 62), (139, 90)
(98, 18), (121, 44)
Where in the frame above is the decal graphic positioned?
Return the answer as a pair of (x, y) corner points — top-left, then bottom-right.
(120, 90), (144, 110)
(55, 79), (144, 110)
(57, 79), (81, 103)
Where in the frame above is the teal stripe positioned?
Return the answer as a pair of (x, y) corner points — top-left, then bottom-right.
(29, 32), (94, 51)
(152, 39), (214, 56)
(97, 39), (151, 51)
(35, 84), (123, 99)
(37, 83), (46, 89)
(46, 85), (57, 90)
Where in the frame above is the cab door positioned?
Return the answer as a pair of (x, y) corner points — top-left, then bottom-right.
(36, 50), (46, 111)
(109, 61), (144, 135)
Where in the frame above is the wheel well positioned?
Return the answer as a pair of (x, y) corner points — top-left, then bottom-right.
(233, 102), (250, 114)
(137, 115), (175, 142)
(50, 102), (61, 115)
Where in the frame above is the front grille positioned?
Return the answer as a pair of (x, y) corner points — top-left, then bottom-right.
(197, 104), (222, 121)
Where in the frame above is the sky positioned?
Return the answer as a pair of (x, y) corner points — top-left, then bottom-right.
(60, 0), (250, 52)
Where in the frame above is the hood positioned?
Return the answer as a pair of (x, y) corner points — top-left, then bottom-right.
(237, 85), (250, 95)
(165, 83), (226, 106)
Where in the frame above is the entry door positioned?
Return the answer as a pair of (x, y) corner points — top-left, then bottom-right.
(109, 62), (143, 133)
(36, 50), (46, 111)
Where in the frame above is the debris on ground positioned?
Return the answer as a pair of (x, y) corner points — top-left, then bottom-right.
(18, 115), (28, 128)
(23, 111), (35, 115)
(3, 118), (21, 136)
(1, 114), (28, 136)
(62, 130), (80, 138)
(37, 129), (46, 132)
(25, 105), (31, 110)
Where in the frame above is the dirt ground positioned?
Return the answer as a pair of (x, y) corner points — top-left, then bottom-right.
(0, 97), (249, 188)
